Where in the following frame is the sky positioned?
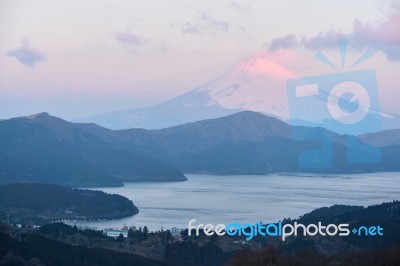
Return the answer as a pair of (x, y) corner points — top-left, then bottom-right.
(0, 0), (399, 119)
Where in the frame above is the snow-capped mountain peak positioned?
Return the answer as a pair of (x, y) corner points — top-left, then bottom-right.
(80, 50), (399, 132)
(195, 51), (297, 119)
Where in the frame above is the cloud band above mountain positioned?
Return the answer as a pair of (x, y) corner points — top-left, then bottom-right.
(266, 9), (400, 61)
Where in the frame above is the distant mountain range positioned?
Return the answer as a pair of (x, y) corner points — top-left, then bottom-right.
(1, 111), (399, 187)
(359, 129), (400, 147)
(112, 111), (400, 174)
(78, 52), (400, 132)
(0, 113), (186, 187)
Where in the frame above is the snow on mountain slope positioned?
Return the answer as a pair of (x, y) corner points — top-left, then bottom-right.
(78, 51), (399, 132)
(79, 52), (297, 129)
(194, 52), (297, 119)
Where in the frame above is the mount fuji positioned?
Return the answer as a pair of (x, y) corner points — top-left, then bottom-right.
(79, 52), (297, 129)
(79, 52), (399, 132)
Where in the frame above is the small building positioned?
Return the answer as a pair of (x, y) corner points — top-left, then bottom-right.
(170, 227), (182, 237)
(104, 229), (128, 238)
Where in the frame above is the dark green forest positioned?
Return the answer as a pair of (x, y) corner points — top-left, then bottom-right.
(0, 230), (164, 266)
(0, 183), (138, 224)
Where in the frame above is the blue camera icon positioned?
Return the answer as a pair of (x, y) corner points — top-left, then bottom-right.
(286, 69), (381, 168)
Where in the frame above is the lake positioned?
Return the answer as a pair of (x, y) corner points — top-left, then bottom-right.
(70, 172), (400, 231)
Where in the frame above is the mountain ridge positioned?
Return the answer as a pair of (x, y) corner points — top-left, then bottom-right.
(118, 111), (292, 154)
(0, 113), (186, 187)
(2, 111), (399, 180)
(109, 111), (400, 174)
(358, 129), (400, 147)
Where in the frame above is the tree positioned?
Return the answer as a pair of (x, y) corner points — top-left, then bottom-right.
(210, 233), (218, 243)
(117, 233), (124, 243)
(143, 226), (148, 240)
(128, 229), (135, 238)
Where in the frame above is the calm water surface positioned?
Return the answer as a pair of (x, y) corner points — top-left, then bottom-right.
(70, 172), (400, 231)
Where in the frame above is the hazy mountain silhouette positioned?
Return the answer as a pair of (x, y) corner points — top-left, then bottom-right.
(358, 129), (400, 147)
(2, 112), (399, 182)
(112, 111), (400, 174)
(0, 113), (186, 187)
